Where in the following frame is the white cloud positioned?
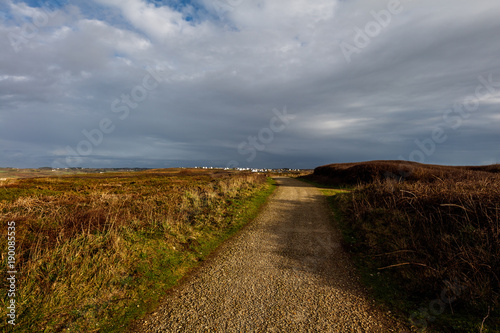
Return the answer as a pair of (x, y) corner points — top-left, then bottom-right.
(93, 0), (194, 39)
(9, 1), (47, 19)
(1, 0), (500, 168)
(229, 0), (337, 29)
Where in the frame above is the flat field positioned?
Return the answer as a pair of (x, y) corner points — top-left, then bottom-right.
(0, 168), (274, 332)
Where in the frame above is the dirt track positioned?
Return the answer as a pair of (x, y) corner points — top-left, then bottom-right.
(136, 177), (410, 332)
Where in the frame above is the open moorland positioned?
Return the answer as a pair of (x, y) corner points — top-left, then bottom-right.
(306, 160), (500, 332)
(2, 162), (498, 332)
(0, 168), (274, 332)
(0, 167), (151, 180)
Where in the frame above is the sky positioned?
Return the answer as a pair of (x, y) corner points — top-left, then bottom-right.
(1, 0), (499, 169)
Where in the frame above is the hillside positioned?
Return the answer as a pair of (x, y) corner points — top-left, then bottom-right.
(307, 160), (500, 332)
(313, 160), (500, 185)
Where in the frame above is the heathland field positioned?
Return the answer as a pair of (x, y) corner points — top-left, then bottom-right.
(308, 160), (500, 332)
(0, 169), (274, 332)
(1, 162), (499, 332)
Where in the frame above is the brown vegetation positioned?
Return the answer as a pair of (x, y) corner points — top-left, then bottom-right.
(0, 169), (270, 332)
(314, 160), (500, 185)
(309, 161), (500, 331)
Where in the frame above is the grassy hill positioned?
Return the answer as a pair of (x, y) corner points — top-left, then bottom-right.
(306, 160), (500, 332)
(313, 160), (500, 185)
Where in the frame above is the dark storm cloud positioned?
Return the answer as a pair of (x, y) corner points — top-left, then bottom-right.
(1, 0), (499, 168)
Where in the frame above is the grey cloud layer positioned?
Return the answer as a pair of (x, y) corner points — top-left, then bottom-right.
(1, 0), (499, 168)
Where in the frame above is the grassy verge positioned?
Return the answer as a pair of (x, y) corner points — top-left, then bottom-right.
(296, 175), (353, 190)
(298, 177), (407, 321)
(317, 189), (417, 328)
(300, 170), (500, 333)
(334, 184), (499, 333)
(0, 170), (276, 332)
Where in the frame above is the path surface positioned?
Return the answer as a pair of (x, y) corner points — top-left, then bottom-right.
(136, 177), (410, 332)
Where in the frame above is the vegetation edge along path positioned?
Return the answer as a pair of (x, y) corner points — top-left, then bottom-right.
(299, 172), (499, 333)
(122, 177), (277, 332)
(135, 177), (409, 332)
(0, 171), (276, 332)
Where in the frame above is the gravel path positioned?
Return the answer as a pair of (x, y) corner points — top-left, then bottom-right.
(135, 177), (410, 332)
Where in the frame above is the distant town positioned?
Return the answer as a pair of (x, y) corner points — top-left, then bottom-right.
(0, 166), (311, 179)
(194, 166), (306, 173)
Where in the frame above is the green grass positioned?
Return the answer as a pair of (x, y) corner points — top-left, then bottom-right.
(0, 171), (276, 332)
(105, 177), (277, 332)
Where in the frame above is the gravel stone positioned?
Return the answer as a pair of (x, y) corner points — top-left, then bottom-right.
(134, 177), (411, 332)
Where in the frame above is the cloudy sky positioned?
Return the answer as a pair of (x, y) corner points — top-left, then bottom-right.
(1, 0), (499, 169)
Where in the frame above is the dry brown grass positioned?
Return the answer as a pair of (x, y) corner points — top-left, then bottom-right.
(314, 160), (500, 185)
(311, 161), (500, 330)
(0, 169), (269, 332)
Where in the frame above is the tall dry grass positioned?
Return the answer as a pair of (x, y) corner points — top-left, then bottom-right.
(0, 170), (268, 332)
(315, 161), (500, 330)
(340, 178), (500, 303)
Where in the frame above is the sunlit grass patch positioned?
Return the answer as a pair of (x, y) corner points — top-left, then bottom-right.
(0, 170), (275, 332)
